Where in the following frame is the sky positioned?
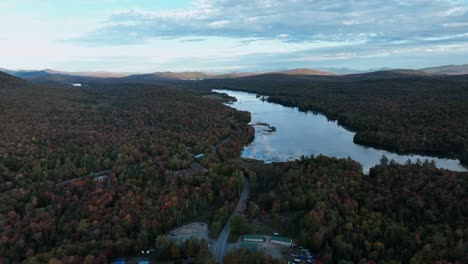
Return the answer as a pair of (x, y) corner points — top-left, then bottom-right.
(1, 0), (468, 73)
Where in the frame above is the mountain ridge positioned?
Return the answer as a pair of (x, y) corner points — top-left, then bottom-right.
(420, 64), (468, 75)
(0, 71), (26, 89)
(4, 65), (468, 85)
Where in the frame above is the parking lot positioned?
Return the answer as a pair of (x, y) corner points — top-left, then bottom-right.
(287, 246), (315, 263)
(227, 234), (314, 262)
(169, 222), (209, 245)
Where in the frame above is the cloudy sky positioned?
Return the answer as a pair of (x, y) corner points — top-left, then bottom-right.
(1, 0), (468, 72)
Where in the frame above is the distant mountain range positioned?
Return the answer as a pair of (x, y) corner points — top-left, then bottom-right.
(420, 64), (468, 75)
(321, 64), (468, 75)
(206, 69), (453, 87)
(0, 68), (338, 84)
(0, 69), (50, 78)
(1, 64), (467, 85)
(317, 67), (393, 75)
(0, 68), (132, 78)
(274, 68), (336, 76)
(345, 69), (441, 79)
(122, 71), (210, 81)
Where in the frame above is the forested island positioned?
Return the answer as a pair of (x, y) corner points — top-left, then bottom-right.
(0, 70), (467, 263)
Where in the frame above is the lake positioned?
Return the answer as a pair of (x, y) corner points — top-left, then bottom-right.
(213, 89), (467, 173)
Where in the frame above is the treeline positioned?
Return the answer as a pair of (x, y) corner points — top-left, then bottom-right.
(2, 71), (466, 263)
(248, 155), (467, 263)
(204, 75), (468, 166)
(0, 78), (253, 263)
(154, 236), (214, 263)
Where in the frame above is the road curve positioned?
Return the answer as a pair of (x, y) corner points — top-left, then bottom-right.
(212, 178), (249, 263)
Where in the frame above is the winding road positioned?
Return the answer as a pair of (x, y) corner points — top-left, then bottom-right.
(56, 169), (113, 186)
(212, 178), (250, 263)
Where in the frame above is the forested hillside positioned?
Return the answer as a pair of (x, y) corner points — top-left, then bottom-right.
(2, 71), (467, 263)
(204, 75), (468, 166)
(0, 71), (24, 88)
(247, 156), (467, 263)
(0, 75), (253, 263)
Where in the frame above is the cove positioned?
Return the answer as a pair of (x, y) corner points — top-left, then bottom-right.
(213, 89), (467, 173)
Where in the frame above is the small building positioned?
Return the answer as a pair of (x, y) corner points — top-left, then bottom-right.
(242, 234), (264, 243)
(195, 154), (205, 159)
(271, 236), (294, 246)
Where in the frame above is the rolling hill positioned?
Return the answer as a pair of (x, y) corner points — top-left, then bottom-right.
(44, 69), (132, 78)
(1, 67), (458, 87)
(2, 69), (131, 79)
(2, 68), (336, 83)
(0, 71), (25, 88)
(345, 69), (441, 79)
(275, 68), (336, 76)
(420, 64), (468, 75)
(0, 69), (49, 79)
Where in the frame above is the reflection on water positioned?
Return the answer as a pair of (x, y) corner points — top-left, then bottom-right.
(214, 89), (467, 173)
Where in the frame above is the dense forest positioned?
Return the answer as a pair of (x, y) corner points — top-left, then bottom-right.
(2, 71), (467, 263)
(0, 73), (253, 263)
(153, 236), (214, 263)
(246, 155), (467, 263)
(203, 74), (468, 166)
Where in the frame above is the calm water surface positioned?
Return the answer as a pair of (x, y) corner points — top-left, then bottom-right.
(214, 89), (467, 173)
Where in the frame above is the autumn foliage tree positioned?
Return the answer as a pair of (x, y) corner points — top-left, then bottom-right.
(0, 78), (252, 263)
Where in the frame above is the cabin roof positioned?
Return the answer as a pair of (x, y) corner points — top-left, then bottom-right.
(243, 234), (264, 240)
(271, 236), (293, 243)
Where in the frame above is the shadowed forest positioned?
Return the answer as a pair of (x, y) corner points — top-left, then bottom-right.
(0, 73), (253, 263)
(243, 156), (466, 263)
(0, 71), (467, 263)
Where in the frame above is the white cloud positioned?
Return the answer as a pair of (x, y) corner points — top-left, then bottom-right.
(2, 0), (468, 71)
(73, 0), (468, 46)
(443, 22), (468, 27)
(208, 20), (230, 28)
(442, 6), (467, 16)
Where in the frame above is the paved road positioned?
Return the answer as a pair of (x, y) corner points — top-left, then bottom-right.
(212, 179), (250, 263)
(56, 169), (113, 186)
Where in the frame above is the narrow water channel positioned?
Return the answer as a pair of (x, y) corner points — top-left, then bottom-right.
(214, 89), (467, 173)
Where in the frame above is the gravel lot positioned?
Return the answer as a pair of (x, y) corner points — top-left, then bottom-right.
(169, 222), (209, 245)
